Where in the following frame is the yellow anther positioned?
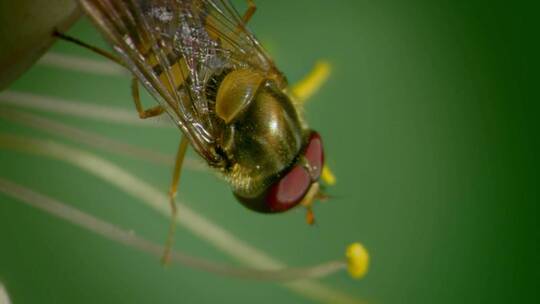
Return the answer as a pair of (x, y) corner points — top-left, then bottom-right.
(346, 242), (369, 279)
(321, 165), (336, 185)
(292, 61), (331, 103)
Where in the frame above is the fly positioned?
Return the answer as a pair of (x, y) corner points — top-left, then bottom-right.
(56, 0), (335, 261)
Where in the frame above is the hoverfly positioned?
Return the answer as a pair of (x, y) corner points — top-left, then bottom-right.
(64, 0), (330, 255)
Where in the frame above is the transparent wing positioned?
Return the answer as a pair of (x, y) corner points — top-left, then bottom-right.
(79, 0), (282, 165)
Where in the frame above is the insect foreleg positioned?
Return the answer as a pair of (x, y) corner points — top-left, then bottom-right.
(242, 0), (257, 25)
(131, 78), (165, 119)
(161, 136), (189, 264)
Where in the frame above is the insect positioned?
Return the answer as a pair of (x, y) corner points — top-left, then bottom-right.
(58, 0), (334, 259)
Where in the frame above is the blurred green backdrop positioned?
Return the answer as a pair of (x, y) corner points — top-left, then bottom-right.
(0, 0), (537, 303)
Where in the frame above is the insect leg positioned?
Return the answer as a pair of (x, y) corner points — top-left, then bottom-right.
(161, 136), (189, 264)
(306, 207), (315, 225)
(291, 61), (331, 104)
(242, 0), (257, 25)
(53, 30), (124, 67)
(55, 32), (165, 120)
(300, 182), (320, 225)
(131, 78), (165, 119)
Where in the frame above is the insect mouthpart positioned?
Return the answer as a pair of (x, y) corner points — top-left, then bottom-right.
(234, 131), (324, 213)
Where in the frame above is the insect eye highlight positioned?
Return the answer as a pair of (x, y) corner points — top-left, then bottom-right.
(303, 132), (324, 179)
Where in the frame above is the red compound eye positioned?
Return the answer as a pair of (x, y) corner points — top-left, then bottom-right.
(235, 131), (325, 213)
(267, 164), (312, 212)
(304, 132), (324, 179)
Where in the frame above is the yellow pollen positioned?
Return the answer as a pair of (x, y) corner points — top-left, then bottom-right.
(292, 61), (331, 103)
(346, 242), (369, 279)
(321, 165), (336, 185)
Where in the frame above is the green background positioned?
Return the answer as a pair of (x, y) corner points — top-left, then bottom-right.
(0, 0), (537, 303)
